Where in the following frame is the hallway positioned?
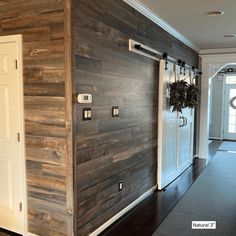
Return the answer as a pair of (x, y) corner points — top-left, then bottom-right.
(154, 145), (236, 236)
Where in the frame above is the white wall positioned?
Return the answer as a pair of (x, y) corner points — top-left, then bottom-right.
(199, 52), (236, 159)
(209, 75), (224, 139)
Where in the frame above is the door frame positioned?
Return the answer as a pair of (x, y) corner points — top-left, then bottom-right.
(220, 74), (226, 140)
(199, 52), (236, 159)
(208, 73), (226, 140)
(222, 74), (236, 140)
(0, 34), (27, 234)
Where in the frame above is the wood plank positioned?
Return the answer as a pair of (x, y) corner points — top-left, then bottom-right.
(0, 1), (73, 235)
(72, 0), (198, 235)
(63, 1), (74, 235)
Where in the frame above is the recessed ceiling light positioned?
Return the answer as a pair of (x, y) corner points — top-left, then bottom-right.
(224, 34), (236, 38)
(205, 11), (224, 16)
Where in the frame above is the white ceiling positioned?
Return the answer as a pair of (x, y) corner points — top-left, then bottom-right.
(139, 0), (236, 50)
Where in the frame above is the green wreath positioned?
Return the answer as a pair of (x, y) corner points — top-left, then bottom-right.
(185, 84), (199, 109)
(169, 81), (199, 112)
(169, 80), (188, 113)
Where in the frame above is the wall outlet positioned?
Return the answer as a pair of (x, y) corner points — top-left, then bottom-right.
(119, 181), (123, 191)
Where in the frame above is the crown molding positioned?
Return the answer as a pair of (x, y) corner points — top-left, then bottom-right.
(199, 48), (236, 55)
(123, 0), (199, 52)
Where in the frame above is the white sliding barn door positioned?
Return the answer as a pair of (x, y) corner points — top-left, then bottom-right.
(158, 62), (194, 190)
(176, 68), (194, 172)
(158, 60), (179, 190)
(0, 35), (25, 234)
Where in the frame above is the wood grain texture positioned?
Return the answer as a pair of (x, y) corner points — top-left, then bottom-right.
(71, 0), (198, 235)
(63, 0), (74, 233)
(0, 0), (73, 235)
(0, 0), (198, 235)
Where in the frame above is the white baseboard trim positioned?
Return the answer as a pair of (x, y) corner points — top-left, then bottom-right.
(209, 137), (221, 140)
(89, 185), (157, 236)
(27, 233), (38, 236)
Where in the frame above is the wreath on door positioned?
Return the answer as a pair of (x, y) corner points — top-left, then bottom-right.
(169, 81), (199, 112)
(169, 80), (188, 112)
(230, 96), (236, 109)
(185, 84), (199, 109)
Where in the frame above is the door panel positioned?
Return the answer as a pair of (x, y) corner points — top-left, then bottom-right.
(178, 69), (194, 171)
(0, 86), (10, 138)
(0, 54), (8, 74)
(178, 115), (193, 170)
(158, 60), (179, 189)
(0, 38), (24, 234)
(223, 79), (236, 140)
(0, 158), (13, 210)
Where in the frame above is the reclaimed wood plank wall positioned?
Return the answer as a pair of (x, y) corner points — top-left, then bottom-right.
(0, 0), (199, 235)
(72, 0), (198, 235)
(0, 0), (73, 235)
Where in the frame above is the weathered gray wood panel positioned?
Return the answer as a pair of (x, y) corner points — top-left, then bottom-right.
(0, 1), (73, 235)
(72, 0), (197, 235)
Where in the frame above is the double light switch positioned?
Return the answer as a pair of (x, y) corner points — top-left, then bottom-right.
(83, 108), (92, 120)
(112, 106), (119, 117)
(82, 106), (119, 121)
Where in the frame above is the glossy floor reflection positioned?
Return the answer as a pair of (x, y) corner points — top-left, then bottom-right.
(100, 140), (221, 236)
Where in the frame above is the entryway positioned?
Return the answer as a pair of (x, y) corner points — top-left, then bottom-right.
(209, 66), (236, 142)
(0, 35), (25, 235)
(223, 74), (236, 140)
(199, 52), (236, 159)
(153, 145), (236, 236)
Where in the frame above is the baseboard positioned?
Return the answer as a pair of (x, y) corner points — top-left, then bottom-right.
(209, 137), (221, 140)
(27, 232), (38, 236)
(89, 185), (157, 236)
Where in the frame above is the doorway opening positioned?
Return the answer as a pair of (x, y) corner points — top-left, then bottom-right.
(0, 35), (26, 235)
(209, 65), (236, 143)
(199, 53), (236, 160)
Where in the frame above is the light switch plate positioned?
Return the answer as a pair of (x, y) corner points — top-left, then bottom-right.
(77, 94), (92, 104)
(83, 108), (92, 120)
(119, 181), (123, 191)
(112, 106), (119, 117)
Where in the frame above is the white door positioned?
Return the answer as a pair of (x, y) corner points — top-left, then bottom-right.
(158, 62), (195, 190)
(177, 69), (194, 171)
(0, 35), (25, 234)
(158, 60), (179, 190)
(223, 75), (236, 140)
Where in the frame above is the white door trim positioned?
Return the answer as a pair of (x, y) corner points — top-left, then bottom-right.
(199, 53), (236, 159)
(0, 34), (27, 235)
(220, 74), (226, 140)
(222, 78), (236, 140)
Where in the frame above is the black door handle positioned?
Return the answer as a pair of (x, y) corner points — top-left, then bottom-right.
(184, 117), (188, 126)
(179, 116), (184, 127)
